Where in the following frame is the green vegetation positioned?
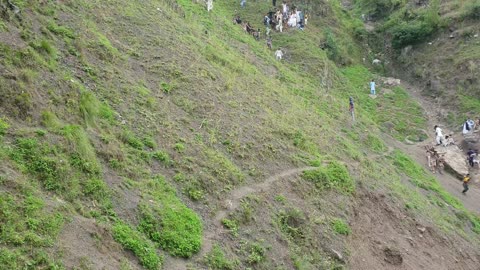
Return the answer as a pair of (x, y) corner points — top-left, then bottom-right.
(138, 176), (202, 258)
(331, 218), (351, 235)
(221, 218), (239, 236)
(0, 0), (479, 268)
(302, 161), (354, 194)
(112, 222), (162, 270)
(205, 245), (238, 270)
(0, 118), (9, 136)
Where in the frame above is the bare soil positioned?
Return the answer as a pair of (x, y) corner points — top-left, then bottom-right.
(54, 216), (141, 270)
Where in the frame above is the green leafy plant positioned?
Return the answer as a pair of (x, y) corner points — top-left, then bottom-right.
(112, 222), (162, 270)
(331, 218), (351, 235)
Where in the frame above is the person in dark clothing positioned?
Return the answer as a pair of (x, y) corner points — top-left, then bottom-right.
(467, 149), (476, 167)
(273, 0), (277, 6)
(462, 174), (470, 194)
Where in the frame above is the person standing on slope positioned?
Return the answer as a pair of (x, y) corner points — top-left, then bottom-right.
(369, 79), (376, 95)
(272, 0), (277, 7)
(275, 48), (283, 60)
(434, 125), (444, 145)
(462, 173), (471, 194)
(349, 96), (355, 122)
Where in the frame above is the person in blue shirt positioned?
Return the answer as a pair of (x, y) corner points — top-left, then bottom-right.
(369, 79), (376, 95)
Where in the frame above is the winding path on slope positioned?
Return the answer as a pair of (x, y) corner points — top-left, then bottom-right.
(163, 166), (318, 270)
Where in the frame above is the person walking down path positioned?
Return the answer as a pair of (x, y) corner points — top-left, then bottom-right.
(462, 174), (471, 194)
(434, 125), (444, 145)
(369, 79), (376, 95)
(272, 0), (277, 7)
(275, 48), (283, 60)
(240, 0), (246, 8)
(266, 37), (272, 50)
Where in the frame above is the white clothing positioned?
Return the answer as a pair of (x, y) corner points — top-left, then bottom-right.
(276, 21), (283, 32)
(275, 50), (283, 60)
(463, 120), (475, 134)
(287, 14), (296, 27)
(435, 127), (444, 145)
(370, 81), (375, 91)
(206, 0), (213, 12)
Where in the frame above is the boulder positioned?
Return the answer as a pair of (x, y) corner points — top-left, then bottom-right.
(436, 146), (468, 177)
(381, 77), (401, 87)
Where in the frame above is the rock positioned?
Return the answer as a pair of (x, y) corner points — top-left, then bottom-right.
(435, 145), (469, 177)
(384, 247), (403, 265)
(417, 226), (426, 233)
(382, 77), (401, 87)
(330, 249), (344, 262)
(401, 45), (413, 57)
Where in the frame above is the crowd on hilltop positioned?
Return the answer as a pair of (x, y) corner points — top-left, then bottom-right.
(232, 0), (309, 60)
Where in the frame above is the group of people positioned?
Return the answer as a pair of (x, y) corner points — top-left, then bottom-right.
(233, 1), (309, 61)
(431, 122), (480, 194)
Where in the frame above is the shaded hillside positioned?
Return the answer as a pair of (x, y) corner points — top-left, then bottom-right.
(354, 0), (480, 125)
(0, 0), (479, 269)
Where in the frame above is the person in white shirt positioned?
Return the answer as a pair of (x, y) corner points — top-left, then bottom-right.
(434, 125), (444, 145)
(275, 49), (283, 60)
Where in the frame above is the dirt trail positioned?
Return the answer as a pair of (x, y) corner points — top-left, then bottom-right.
(389, 83), (480, 214)
(162, 166), (317, 270)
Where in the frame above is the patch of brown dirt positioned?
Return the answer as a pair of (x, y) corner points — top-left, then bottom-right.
(54, 216), (141, 270)
(348, 190), (480, 270)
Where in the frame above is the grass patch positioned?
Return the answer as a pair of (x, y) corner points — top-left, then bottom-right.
(62, 125), (101, 174)
(205, 245), (238, 270)
(138, 176), (202, 258)
(112, 221), (162, 270)
(331, 218), (351, 235)
(302, 161), (354, 194)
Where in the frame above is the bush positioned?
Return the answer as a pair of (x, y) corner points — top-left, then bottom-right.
(112, 222), (162, 270)
(463, 0), (480, 20)
(62, 125), (101, 174)
(152, 150), (172, 166)
(138, 176), (202, 258)
(331, 218), (351, 235)
(390, 22), (436, 49)
(302, 161), (354, 193)
(0, 118), (9, 136)
(79, 91), (100, 126)
(205, 245), (238, 270)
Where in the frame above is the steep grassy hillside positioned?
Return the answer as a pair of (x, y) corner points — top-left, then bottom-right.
(0, 0), (479, 269)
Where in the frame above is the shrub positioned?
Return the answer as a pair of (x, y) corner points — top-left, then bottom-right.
(121, 130), (144, 149)
(152, 150), (172, 166)
(112, 222), (162, 270)
(205, 245), (238, 270)
(463, 0), (480, 20)
(221, 219), (239, 236)
(47, 21), (75, 38)
(83, 178), (109, 201)
(41, 111), (62, 130)
(62, 125), (101, 174)
(138, 176), (202, 258)
(331, 218), (351, 235)
(79, 91), (100, 126)
(390, 22), (436, 49)
(277, 209), (305, 240)
(302, 161), (354, 193)
(0, 118), (9, 136)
